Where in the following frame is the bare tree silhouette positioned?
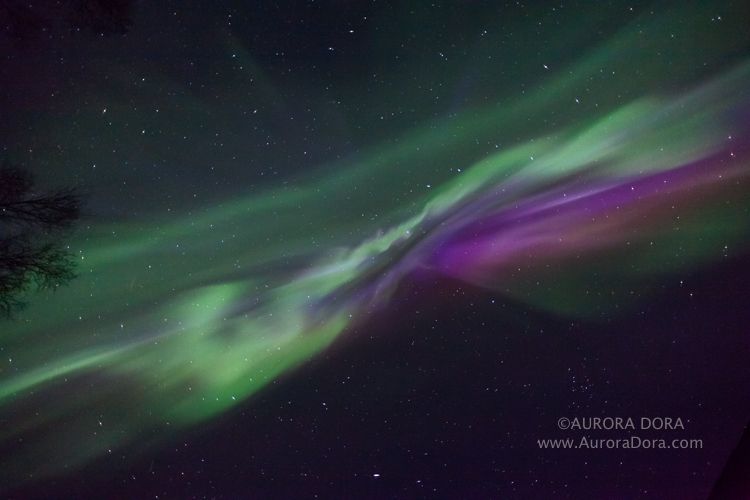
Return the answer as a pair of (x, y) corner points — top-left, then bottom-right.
(0, 161), (82, 317)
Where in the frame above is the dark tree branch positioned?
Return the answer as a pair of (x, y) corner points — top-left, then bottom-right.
(0, 161), (82, 318)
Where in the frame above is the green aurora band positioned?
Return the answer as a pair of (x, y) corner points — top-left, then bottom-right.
(1, 2), (750, 483)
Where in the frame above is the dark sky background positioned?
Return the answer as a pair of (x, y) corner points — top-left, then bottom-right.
(9, 257), (750, 498)
(2, 1), (750, 498)
(4, 0), (747, 216)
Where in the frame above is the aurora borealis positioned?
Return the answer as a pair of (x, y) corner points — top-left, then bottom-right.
(2, 1), (750, 497)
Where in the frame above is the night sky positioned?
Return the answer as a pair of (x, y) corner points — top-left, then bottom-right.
(2, 1), (750, 498)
